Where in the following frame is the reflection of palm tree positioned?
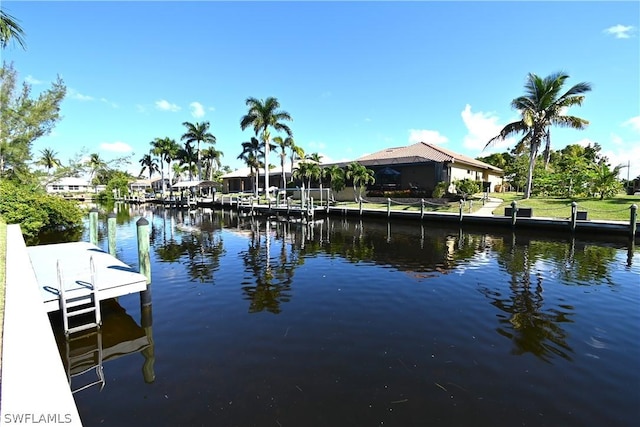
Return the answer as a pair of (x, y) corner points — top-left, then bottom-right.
(240, 218), (292, 314)
(480, 239), (575, 362)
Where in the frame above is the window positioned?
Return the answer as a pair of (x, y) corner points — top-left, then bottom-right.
(52, 185), (64, 191)
(69, 185), (80, 191)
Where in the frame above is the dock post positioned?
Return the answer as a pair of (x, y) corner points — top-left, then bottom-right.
(89, 208), (99, 246)
(570, 201), (578, 233)
(420, 199), (425, 220)
(459, 200), (464, 223)
(387, 198), (391, 218)
(287, 197), (291, 214)
(137, 217), (152, 307)
(359, 198), (363, 216)
(107, 213), (117, 256)
(630, 204), (638, 238)
(510, 201), (518, 227)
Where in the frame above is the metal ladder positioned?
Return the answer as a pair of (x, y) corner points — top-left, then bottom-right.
(57, 256), (102, 336)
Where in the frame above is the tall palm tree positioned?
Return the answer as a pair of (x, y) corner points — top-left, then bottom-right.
(139, 152), (159, 181)
(293, 161), (322, 201)
(485, 72), (591, 199)
(201, 147), (224, 181)
(346, 162), (376, 202)
(36, 148), (61, 174)
(273, 135), (294, 190)
(181, 121), (216, 181)
(238, 137), (263, 196)
(0, 10), (26, 50)
(240, 97), (293, 196)
(177, 143), (198, 181)
(324, 165), (346, 196)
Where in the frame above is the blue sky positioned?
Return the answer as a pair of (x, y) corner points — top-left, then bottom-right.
(4, 1), (640, 179)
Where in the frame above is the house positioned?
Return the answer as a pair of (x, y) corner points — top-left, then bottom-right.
(221, 165), (292, 194)
(45, 177), (93, 194)
(341, 142), (504, 194)
(129, 176), (170, 194)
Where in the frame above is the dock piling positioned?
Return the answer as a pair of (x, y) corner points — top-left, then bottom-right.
(631, 204), (637, 238)
(89, 208), (99, 246)
(107, 212), (117, 256)
(459, 200), (464, 223)
(570, 202), (578, 233)
(510, 201), (518, 227)
(137, 217), (152, 307)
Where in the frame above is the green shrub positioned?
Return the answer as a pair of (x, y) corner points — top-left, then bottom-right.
(432, 182), (447, 198)
(454, 179), (481, 199)
(0, 180), (83, 238)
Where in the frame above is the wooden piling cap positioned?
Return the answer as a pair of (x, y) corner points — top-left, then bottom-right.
(136, 217), (149, 226)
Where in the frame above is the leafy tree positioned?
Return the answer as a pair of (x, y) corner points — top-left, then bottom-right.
(345, 162), (375, 201)
(181, 121), (216, 181)
(36, 147), (61, 173)
(485, 72), (591, 199)
(289, 141), (305, 183)
(240, 97), (293, 196)
(0, 179), (83, 241)
(0, 62), (66, 180)
(0, 10), (26, 50)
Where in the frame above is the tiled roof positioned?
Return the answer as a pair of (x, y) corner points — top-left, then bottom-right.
(357, 142), (502, 172)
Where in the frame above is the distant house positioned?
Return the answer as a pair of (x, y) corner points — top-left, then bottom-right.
(129, 176), (169, 194)
(45, 177), (92, 194)
(339, 142), (504, 194)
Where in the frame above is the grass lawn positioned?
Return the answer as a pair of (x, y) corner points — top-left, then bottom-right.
(0, 219), (6, 373)
(489, 193), (640, 221)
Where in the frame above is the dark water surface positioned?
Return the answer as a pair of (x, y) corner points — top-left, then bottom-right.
(50, 204), (640, 427)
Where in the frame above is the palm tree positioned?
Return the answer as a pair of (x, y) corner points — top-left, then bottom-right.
(238, 137), (263, 196)
(36, 148), (61, 174)
(293, 161), (322, 202)
(273, 135), (294, 190)
(181, 121), (216, 181)
(324, 165), (346, 197)
(485, 72), (591, 199)
(1, 10), (26, 50)
(201, 147), (224, 181)
(139, 152), (159, 181)
(289, 142), (305, 183)
(240, 97), (293, 197)
(86, 153), (108, 184)
(177, 143), (198, 181)
(346, 162), (375, 201)
(591, 162), (623, 200)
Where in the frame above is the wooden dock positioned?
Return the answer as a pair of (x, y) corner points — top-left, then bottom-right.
(27, 242), (148, 312)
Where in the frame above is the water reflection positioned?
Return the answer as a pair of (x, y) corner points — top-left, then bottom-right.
(51, 299), (154, 392)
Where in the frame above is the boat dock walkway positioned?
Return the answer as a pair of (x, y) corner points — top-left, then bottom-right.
(1, 225), (149, 426)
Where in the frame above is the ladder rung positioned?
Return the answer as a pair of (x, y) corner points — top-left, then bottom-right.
(67, 323), (99, 335)
(67, 307), (97, 317)
(66, 297), (93, 307)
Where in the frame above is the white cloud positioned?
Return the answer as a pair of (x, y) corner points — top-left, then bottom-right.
(155, 99), (181, 112)
(408, 129), (448, 145)
(461, 104), (513, 152)
(604, 24), (636, 39)
(25, 75), (43, 85)
(572, 138), (595, 148)
(623, 116), (640, 133)
(603, 145), (640, 179)
(190, 101), (205, 118)
(100, 141), (132, 153)
(68, 88), (94, 101)
(100, 98), (118, 108)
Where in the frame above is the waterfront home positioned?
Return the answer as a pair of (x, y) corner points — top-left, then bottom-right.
(45, 177), (93, 194)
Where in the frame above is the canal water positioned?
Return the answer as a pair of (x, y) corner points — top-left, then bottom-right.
(47, 204), (639, 426)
